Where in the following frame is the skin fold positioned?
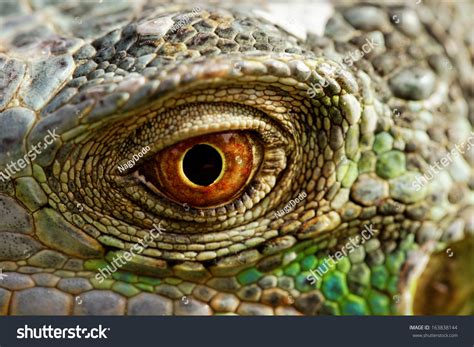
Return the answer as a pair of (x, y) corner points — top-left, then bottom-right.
(0, 0), (472, 315)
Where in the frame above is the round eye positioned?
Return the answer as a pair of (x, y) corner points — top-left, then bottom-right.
(139, 131), (262, 208)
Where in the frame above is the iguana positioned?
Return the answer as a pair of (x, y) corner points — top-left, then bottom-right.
(0, 0), (472, 315)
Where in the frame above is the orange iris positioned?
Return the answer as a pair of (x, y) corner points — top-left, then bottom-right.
(141, 131), (259, 208)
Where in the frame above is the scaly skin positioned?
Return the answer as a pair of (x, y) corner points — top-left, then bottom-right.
(0, 1), (472, 316)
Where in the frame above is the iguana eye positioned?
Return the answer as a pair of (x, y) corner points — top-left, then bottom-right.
(138, 131), (262, 208)
(104, 101), (292, 230)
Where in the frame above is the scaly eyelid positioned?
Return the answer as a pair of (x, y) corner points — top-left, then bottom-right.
(112, 102), (289, 177)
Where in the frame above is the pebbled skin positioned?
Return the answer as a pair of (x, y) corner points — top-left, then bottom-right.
(0, 0), (472, 316)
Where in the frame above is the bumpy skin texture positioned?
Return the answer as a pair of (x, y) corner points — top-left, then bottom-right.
(0, 0), (472, 316)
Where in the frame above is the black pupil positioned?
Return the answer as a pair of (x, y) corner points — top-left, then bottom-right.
(183, 144), (223, 186)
